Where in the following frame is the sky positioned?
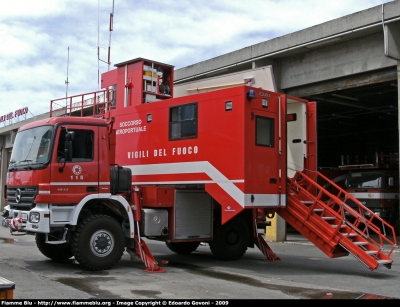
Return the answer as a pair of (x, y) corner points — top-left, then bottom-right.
(0, 0), (394, 124)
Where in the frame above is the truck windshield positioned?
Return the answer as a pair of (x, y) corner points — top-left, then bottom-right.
(346, 171), (383, 189)
(9, 126), (54, 166)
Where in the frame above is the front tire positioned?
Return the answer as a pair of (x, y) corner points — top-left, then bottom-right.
(36, 233), (73, 262)
(166, 242), (200, 255)
(72, 215), (125, 271)
(210, 217), (249, 260)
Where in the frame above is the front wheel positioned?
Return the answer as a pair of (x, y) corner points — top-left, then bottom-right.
(72, 215), (125, 271)
(36, 233), (73, 262)
(210, 217), (249, 261)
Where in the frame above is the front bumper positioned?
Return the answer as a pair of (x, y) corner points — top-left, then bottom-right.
(1, 205), (50, 233)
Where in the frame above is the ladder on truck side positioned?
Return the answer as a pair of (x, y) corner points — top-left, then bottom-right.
(278, 171), (397, 271)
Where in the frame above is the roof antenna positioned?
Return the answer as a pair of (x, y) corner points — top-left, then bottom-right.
(65, 46), (70, 111)
(97, 0), (115, 88)
(108, 0), (115, 72)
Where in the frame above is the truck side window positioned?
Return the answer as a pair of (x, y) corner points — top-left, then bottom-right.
(169, 103), (198, 140)
(57, 129), (94, 162)
(256, 116), (274, 147)
(72, 130), (94, 162)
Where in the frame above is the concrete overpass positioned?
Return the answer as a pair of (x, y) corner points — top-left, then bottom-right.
(175, 2), (400, 92)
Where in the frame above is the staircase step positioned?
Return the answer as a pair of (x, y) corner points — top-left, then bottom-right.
(332, 224), (346, 229)
(365, 250), (378, 255)
(314, 209), (324, 213)
(377, 260), (392, 264)
(353, 241), (368, 246)
(340, 232), (357, 237)
(322, 216), (336, 220)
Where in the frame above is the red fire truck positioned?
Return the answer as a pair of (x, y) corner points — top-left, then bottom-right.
(339, 153), (399, 226)
(1, 58), (397, 272)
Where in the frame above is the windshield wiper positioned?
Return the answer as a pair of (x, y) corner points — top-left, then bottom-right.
(19, 159), (34, 170)
(19, 159), (33, 163)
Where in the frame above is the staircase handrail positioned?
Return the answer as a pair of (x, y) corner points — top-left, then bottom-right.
(289, 171), (397, 257)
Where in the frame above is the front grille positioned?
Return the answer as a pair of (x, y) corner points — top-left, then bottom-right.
(7, 186), (38, 210)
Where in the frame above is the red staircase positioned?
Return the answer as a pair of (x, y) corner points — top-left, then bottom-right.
(277, 171), (397, 271)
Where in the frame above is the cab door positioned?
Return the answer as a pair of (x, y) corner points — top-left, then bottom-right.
(50, 125), (99, 204)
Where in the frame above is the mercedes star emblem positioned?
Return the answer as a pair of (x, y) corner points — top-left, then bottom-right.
(15, 188), (22, 203)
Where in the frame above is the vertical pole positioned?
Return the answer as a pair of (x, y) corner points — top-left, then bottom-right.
(65, 47), (70, 113)
(108, 0), (115, 72)
(98, 0), (100, 89)
(397, 62), (400, 235)
(0, 141), (7, 211)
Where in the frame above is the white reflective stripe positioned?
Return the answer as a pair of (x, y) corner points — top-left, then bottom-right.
(350, 192), (399, 199)
(132, 180), (244, 185)
(38, 191), (51, 194)
(49, 182), (109, 185)
(244, 194), (286, 207)
(127, 161), (246, 207)
(126, 162), (281, 208)
(50, 182), (99, 186)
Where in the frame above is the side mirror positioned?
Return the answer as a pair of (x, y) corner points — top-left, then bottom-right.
(66, 130), (75, 141)
(64, 131), (75, 162)
(59, 129), (74, 173)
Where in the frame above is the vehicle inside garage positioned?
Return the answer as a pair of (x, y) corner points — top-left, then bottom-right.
(306, 79), (398, 168)
(299, 77), (399, 227)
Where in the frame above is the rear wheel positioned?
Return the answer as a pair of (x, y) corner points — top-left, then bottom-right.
(36, 233), (73, 262)
(72, 215), (125, 271)
(166, 242), (200, 255)
(210, 217), (249, 260)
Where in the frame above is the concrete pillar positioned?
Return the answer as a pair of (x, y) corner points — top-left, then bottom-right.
(265, 214), (286, 242)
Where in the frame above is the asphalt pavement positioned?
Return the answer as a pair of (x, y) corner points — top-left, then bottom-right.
(0, 225), (399, 300)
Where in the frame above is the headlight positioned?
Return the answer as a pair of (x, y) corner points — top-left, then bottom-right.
(29, 212), (40, 223)
(21, 213), (28, 221)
